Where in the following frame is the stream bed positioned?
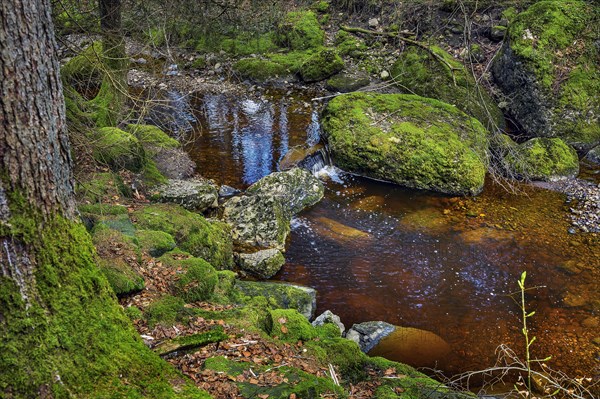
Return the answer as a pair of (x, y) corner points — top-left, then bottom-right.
(177, 87), (599, 386)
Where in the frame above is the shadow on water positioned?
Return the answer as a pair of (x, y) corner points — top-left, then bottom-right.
(176, 87), (599, 387)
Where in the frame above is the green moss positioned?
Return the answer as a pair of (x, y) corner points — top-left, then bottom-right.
(124, 306), (144, 321)
(141, 158), (168, 188)
(313, 1), (330, 13)
(326, 73), (370, 92)
(220, 33), (279, 56)
(335, 30), (367, 58)
(91, 127), (146, 172)
(321, 93), (490, 195)
(266, 309), (316, 342)
(504, 137), (579, 181)
(124, 124), (180, 150)
(60, 41), (104, 86)
(233, 58), (289, 82)
(145, 295), (192, 327)
(390, 45), (504, 130)
(79, 203), (128, 215)
(300, 48), (344, 82)
(135, 229), (176, 257)
(75, 172), (126, 203)
(0, 199), (207, 397)
(236, 281), (315, 319)
(212, 270), (237, 302)
(132, 204), (233, 269)
(159, 250), (218, 302)
(275, 11), (325, 50)
(267, 51), (312, 73)
(154, 327), (229, 356)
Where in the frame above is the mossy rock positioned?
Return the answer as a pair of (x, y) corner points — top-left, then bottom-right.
(236, 249), (286, 279)
(134, 229), (176, 257)
(233, 58), (289, 82)
(91, 127), (146, 172)
(153, 327), (228, 356)
(159, 250), (218, 302)
(145, 295), (192, 327)
(60, 41), (104, 87)
(236, 281), (317, 319)
(493, 1), (600, 149)
(275, 11), (325, 50)
(132, 204), (234, 269)
(265, 309), (317, 342)
(390, 45), (504, 131)
(92, 228), (144, 296)
(124, 124), (180, 152)
(213, 270), (237, 301)
(300, 48), (344, 83)
(321, 93), (490, 195)
(504, 137), (579, 181)
(326, 73), (370, 93)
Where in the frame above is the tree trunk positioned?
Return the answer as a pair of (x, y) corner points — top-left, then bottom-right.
(0, 1), (199, 397)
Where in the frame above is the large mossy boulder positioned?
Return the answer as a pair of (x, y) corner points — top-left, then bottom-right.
(132, 204), (233, 269)
(222, 194), (290, 251)
(390, 45), (504, 131)
(159, 250), (218, 302)
(503, 137), (579, 181)
(236, 281), (317, 319)
(91, 127), (145, 172)
(299, 49), (344, 83)
(321, 93), (490, 195)
(492, 1), (600, 150)
(60, 41), (103, 88)
(247, 168), (324, 216)
(275, 11), (325, 50)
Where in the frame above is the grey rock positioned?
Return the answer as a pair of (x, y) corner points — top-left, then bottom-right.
(222, 194), (290, 251)
(346, 321), (396, 353)
(489, 25), (507, 42)
(326, 73), (370, 93)
(368, 18), (379, 28)
(236, 248), (285, 279)
(312, 310), (345, 335)
(152, 148), (196, 180)
(153, 178), (218, 212)
(247, 168), (324, 217)
(585, 146), (600, 165)
(235, 280), (316, 319)
(219, 185), (241, 198)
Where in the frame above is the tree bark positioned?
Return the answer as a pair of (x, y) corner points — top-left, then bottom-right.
(0, 0), (76, 219)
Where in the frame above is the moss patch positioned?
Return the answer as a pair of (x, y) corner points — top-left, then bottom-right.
(233, 58), (289, 82)
(390, 45), (504, 131)
(132, 204), (233, 269)
(145, 295), (192, 327)
(504, 137), (579, 181)
(124, 124), (180, 150)
(91, 127), (145, 172)
(322, 92), (490, 195)
(265, 309), (316, 342)
(60, 41), (104, 88)
(135, 229), (177, 257)
(159, 250), (219, 302)
(275, 11), (325, 50)
(0, 199), (207, 397)
(300, 48), (344, 83)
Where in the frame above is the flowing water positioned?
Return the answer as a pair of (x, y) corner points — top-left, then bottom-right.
(177, 87), (599, 387)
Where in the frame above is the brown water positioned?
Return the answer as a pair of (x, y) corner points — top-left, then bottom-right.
(180, 88), (599, 389)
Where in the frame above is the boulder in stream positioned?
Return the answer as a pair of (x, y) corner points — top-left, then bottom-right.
(222, 194), (290, 251)
(236, 248), (286, 279)
(492, 1), (600, 150)
(322, 92), (490, 195)
(247, 168), (324, 216)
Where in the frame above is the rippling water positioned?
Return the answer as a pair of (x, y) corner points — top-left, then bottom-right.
(181, 87), (600, 387)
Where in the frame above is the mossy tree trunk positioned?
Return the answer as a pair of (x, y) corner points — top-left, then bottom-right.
(0, 1), (201, 397)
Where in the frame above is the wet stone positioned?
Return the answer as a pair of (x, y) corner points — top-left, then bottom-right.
(152, 178), (218, 212)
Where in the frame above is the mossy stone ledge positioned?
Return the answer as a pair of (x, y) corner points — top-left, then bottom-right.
(492, 1), (600, 149)
(321, 92), (490, 196)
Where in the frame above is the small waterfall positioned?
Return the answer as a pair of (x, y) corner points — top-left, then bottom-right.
(298, 145), (332, 174)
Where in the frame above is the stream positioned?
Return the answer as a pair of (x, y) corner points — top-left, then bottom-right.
(171, 86), (599, 386)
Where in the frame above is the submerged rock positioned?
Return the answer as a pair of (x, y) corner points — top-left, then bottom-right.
(247, 168), (324, 216)
(235, 280), (317, 319)
(321, 92), (490, 195)
(492, 1), (600, 150)
(236, 248), (286, 279)
(222, 194), (290, 251)
(390, 45), (504, 130)
(347, 321), (451, 368)
(152, 178), (218, 212)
